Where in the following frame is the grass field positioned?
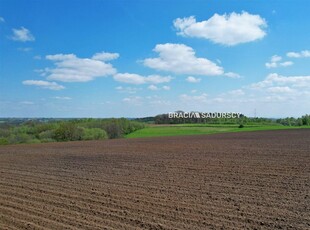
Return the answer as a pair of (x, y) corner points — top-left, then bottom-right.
(126, 123), (310, 138)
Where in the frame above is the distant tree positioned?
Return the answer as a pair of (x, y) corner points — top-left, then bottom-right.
(302, 114), (310, 126)
(38, 130), (55, 141)
(82, 128), (108, 140)
(296, 118), (303, 126)
(0, 138), (8, 145)
(8, 133), (32, 144)
(54, 122), (83, 141)
(104, 122), (122, 139)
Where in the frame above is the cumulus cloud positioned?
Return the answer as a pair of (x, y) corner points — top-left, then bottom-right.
(186, 76), (201, 83)
(250, 73), (310, 90)
(162, 85), (170, 90)
(22, 80), (65, 90)
(224, 73), (309, 102)
(287, 50), (310, 58)
(176, 73), (310, 117)
(114, 73), (145, 84)
(148, 85), (159, 91)
(280, 61), (294, 67)
(228, 89), (245, 96)
(42, 53), (118, 82)
(11, 27), (35, 42)
(265, 55), (293, 68)
(113, 73), (172, 85)
(173, 12), (267, 46)
(272, 55), (282, 62)
(147, 85), (171, 91)
(224, 72), (242, 78)
(92, 52), (119, 61)
(267, 86), (294, 93)
(143, 43), (223, 75)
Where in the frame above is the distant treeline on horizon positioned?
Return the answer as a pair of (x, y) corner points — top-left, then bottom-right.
(134, 112), (310, 126)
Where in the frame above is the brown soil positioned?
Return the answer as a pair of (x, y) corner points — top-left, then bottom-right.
(0, 129), (309, 229)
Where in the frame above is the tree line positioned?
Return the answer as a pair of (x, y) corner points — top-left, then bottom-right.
(151, 112), (310, 126)
(0, 118), (144, 145)
(276, 114), (310, 126)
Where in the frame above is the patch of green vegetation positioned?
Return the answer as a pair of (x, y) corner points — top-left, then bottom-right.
(126, 124), (309, 138)
(0, 118), (145, 145)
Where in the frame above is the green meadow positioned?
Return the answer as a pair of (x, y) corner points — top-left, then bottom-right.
(126, 124), (309, 138)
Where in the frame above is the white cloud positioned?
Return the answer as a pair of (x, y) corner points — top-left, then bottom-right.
(113, 73), (172, 85)
(287, 50), (310, 58)
(174, 73), (310, 117)
(0, 17), (5, 23)
(267, 86), (294, 93)
(92, 52), (119, 61)
(224, 72), (242, 78)
(114, 73), (145, 84)
(279, 61), (293, 67)
(265, 62), (277, 68)
(186, 76), (201, 83)
(162, 85), (170, 90)
(143, 43), (223, 75)
(53, 96), (72, 100)
(228, 89), (245, 96)
(271, 55), (282, 62)
(22, 80), (65, 90)
(147, 85), (170, 91)
(250, 73), (310, 90)
(173, 12), (267, 46)
(265, 55), (293, 68)
(11, 27), (35, 42)
(148, 85), (159, 91)
(42, 53), (117, 82)
(146, 75), (173, 84)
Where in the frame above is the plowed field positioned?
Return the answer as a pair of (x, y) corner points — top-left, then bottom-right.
(0, 130), (309, 229)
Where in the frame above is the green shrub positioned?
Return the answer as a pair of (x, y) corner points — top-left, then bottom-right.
(0, 128), (10, 138)
(40, 138), (56, 143)
(26, 138), (41, 144)
(0, 118), (145, 144)
(8, 133), (32, 144)
(53, 122), (84, 141)
(82, 128), (108, 140)
(103, 122), (123, 139)
(0, 138), (9, 145)
(39, 130), (55, 140)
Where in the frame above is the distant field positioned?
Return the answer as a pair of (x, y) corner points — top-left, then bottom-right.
(126, 123), (309, 138)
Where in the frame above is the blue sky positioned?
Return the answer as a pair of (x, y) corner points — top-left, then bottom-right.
(1, 0), (310, 118)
